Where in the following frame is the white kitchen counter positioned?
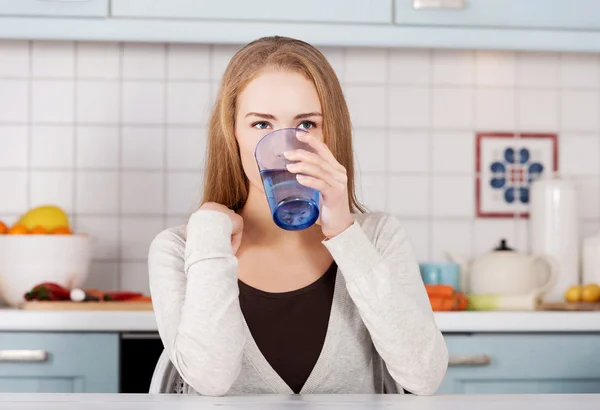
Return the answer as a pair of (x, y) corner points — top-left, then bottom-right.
(1, 309), (599, 332)
(1, 393), (599, 409)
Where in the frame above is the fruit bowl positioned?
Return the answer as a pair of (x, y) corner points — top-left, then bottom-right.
(0, 235), (91, 307)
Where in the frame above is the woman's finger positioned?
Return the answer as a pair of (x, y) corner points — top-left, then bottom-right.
(296, 133), (346, 173)
(284, 149), (346, 185)
(296, 175), (333, 197)
(286, 162), (340, 190)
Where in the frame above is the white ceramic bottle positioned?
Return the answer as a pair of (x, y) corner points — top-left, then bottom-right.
(529, 177), (579, 303)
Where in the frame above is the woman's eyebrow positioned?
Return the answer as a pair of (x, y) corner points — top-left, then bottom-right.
(244, 112), (277, 120)
(294, 112), (322, 120)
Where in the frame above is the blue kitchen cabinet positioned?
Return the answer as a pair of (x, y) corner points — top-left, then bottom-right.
(439, 334), (600, 394)
(395, 0), (600, 31)
(0, 333), (119, 393)
(0, 0), (108, 18)
(110, 0), (393, 24)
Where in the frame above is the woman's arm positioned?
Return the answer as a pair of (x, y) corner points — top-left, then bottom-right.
(322, 213), (448, 395)
(148, 210), (246, 396)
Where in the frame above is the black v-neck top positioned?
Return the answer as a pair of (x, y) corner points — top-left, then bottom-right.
(238, 262), (337, 394)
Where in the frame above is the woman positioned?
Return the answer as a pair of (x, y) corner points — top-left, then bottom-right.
(148, 36), (448, 397)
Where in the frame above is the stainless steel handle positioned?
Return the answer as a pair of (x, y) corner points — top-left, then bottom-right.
(36, 0), (92, 3)
(448, 354), (491, 366)
(121, 332), (161, 340)
(413, 0), (466, 9)
(0, 350), (49, 363)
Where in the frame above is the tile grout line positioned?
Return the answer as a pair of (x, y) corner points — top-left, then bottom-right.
(163, 44), (170, 230)
(116, 42), (125, 291)
(72, 42), (79, 232)
(26, 40), (33, 209)
(427, 48), (434, 261)
(383, 47), (390, 215)
(470, 50), (477, 258)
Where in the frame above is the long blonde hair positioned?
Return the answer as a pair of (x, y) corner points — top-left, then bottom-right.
(202, 36), (365, 213)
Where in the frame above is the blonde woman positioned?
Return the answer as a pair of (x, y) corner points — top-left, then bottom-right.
(148, 36), (448, 397)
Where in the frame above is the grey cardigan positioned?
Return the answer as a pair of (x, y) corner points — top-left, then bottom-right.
(148, 210), (448, 396)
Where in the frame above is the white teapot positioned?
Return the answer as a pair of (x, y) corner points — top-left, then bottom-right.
(447, 239), (557, 297)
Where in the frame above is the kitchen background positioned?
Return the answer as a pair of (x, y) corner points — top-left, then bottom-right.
(0, 40), (599, 294)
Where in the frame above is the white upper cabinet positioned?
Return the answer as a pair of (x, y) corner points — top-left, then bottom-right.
(0, 0), (108, 17)
(111, 0), (393, 24)
(395, 0), (600, 30)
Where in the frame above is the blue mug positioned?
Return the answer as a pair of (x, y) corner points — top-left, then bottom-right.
(419, 262), (461, 290)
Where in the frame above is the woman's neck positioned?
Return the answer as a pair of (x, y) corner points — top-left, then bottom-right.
(238, 187), (324, 247)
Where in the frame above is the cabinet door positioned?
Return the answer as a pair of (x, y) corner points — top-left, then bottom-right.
(439, 334), (600, 394)
(395, 0), (600, 31)
(0, 333), (118, 393)
(0, 0), (108, 17)
(111, 0), (392, 24)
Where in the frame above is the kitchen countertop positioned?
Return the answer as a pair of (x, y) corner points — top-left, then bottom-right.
(1, 393), (599, 409)
(1, 309), (600, 332)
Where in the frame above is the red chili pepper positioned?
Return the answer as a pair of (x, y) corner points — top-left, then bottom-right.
(102, 291), (144, 301)
(24, 282), (71, 301)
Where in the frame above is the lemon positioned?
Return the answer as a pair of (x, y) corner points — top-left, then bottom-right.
(564, 285), (583, 303)
(17, 205), (70, 232)
(582, 284), (600, 303)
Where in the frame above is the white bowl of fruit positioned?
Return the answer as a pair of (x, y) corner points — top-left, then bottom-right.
(0, 206), (91, 307)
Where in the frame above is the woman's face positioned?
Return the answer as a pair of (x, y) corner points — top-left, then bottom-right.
(235, 68), (323, 193)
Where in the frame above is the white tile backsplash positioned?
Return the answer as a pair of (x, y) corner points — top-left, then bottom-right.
(1, 41), (599, 292)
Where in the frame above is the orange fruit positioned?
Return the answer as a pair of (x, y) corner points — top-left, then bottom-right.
(8, 224), (29, 235)
(51, 226), (72, 235)
(582, 284), (600, 303)
(0, 221), (7, 234)
(30, 226), (48, 234)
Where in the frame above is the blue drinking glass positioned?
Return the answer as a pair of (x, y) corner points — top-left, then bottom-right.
(254, 128), (320, 231)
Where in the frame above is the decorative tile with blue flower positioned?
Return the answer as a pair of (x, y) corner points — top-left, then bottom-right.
(476, 132), (558, 218)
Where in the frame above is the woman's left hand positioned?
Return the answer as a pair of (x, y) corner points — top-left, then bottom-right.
(284, 132), (354, 239)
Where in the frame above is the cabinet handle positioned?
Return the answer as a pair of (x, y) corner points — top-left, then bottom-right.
(36, 0), (92, 3)
(0, 350), (49, 363)
(413, 0), (466, 9)
(448, 354), (491, 366)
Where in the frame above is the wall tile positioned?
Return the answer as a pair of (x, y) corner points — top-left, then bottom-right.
(515, 218), (530, 253)
(0, 126), (28, 168)
(353, 130), (386, 173)
(122, 82), (164, 124)
(32, 41), (74, 78)
(168, 44), (210, 80)
(560, 90), (600, 132)
(355, 173), (386, 212)
(166, 82), (211, 125)
(389, 86), (429, 128)
(31, 126), (74, 168)
(75, 171), (119, 214)
(432, 50), (474, 85)
(123, 43), (165, 80)
(388, 132), (429, 173)
(77, 81), (120, 123)
(30, 171), (74, 212)
(320, 47), (345, 80)
(432, 176), (474, 217)
(344, 85), (386, 127)
(86, 261), (119, 291)
(166, 215), (188, 228)
(0, 80), (28, 122)
(431, 132), (474, 174)
(32, 81), (74, 123)
(560, 53), (600, 89)
(516, 52), (559, 88)
(473, 219), (517, 255)
(345, 48), (387, 84)
(574, 177), (600, 219)
(120, 217), (164, 259)
(121, 172), (164, 214)
(0, 171), (28, 213)
(389, 49), (430, 85)
(388, 175), (429, 217)
(475, 88), (516, 130)
(120, 262), (150, 294)
(0, 40), (29, 77)
(76, 126), (119, 169)
(559, 134), (600, 176)
(400, 220), (430, 261)
(166, 172), (204, 215)
(211, 45), (241, 81)
(74, 216), (119, 259)
(432, 88), (473, 129)
(431, 220), (474, 262)
(166, 128), (206, 170)
(122, 127), (164, 170)
(517, 89), (559, 131)
(475, 51), (516, 86)
(77, 42), (120, 79)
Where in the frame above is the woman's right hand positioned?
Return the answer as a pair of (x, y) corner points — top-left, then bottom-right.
(198, 202), (244, 254)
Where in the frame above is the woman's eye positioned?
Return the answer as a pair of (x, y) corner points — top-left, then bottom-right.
(252, 121), (271, 130)
(298, 121), (316, 130)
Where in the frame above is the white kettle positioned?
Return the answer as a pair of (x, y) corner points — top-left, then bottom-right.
(447, 239), (557, 297)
